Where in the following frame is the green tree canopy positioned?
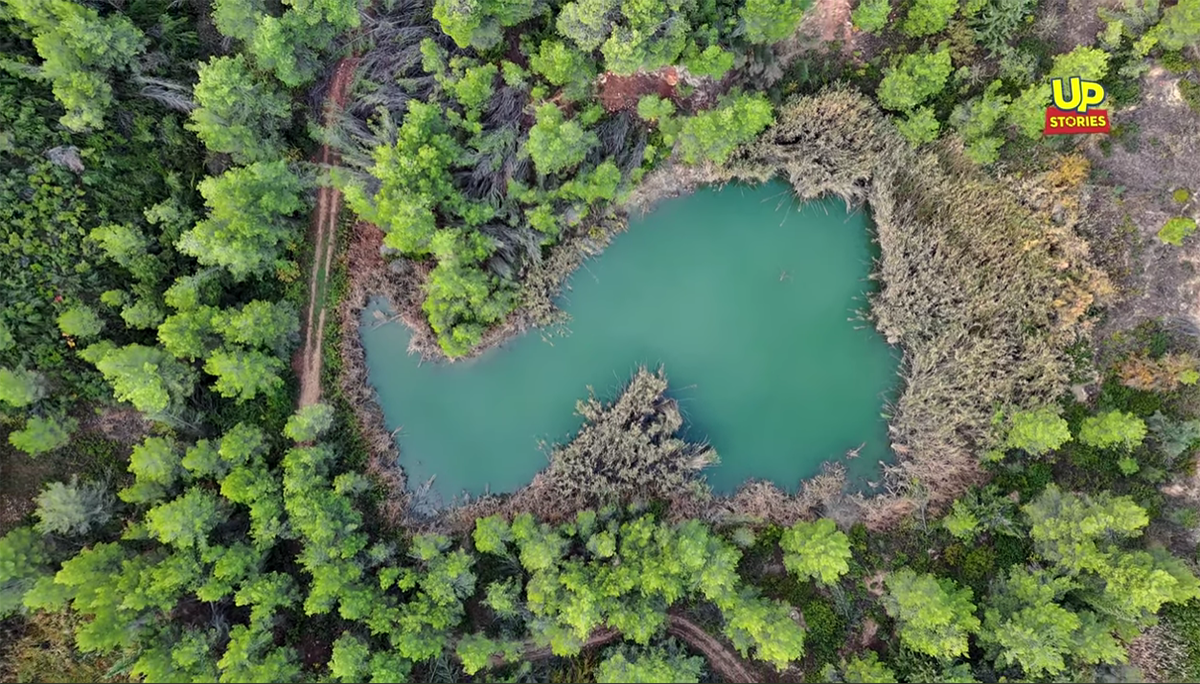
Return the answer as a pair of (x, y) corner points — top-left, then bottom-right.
(204, 347), (286, 403)
(188, 55), (292, 163)
(1004, 407), (1072, 455)
(740, 0), (811, 44)
(883, 569), (980, 660)
(9, 415), (75, 455)
(780, 519), (852, 585)
(57, 305), (104, 338)
(526, 102), (599, 176)
(81, 342), (197, 415)
(678, 93), (774, 165)
(177, 161), (305, 280)
(3, 0), (146, 130)
(1077, 410), (1147, 450)
(0, 367), (46, 407)
(877, 47), (953, 111)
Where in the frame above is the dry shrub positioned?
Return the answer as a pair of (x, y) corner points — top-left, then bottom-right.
(525, 366), (715, 507)
(1119, 352), (1200, 392)
(726, 87), (894, 203)
(1046, 152), (1091, 190)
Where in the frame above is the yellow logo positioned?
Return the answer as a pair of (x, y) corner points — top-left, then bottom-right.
(1050, 77), (1106, 113)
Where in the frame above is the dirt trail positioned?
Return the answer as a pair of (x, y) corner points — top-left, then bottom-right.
(667, 613), (760, 683)
(297, 57), (358, 408)
(469, 614), (759, 682)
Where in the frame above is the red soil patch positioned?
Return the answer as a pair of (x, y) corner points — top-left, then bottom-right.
(598, 66), (679, 112)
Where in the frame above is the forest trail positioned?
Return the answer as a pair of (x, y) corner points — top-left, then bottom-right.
(473, 614), (760, 681)
(297, 56), (358, 409)
(667, 613), (760, 683)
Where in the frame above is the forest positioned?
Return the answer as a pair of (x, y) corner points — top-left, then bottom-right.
(2, 0), (1200, 681)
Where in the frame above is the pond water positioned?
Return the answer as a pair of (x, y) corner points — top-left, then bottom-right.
(360, 180), (900, 503)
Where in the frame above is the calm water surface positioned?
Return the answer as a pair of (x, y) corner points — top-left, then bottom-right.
(360, 181), (899, 502)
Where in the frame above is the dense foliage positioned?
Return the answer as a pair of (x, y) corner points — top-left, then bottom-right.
(4, 0), (1200, 682)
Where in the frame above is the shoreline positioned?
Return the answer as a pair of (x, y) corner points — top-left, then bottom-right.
(337, 90), (1105, 533)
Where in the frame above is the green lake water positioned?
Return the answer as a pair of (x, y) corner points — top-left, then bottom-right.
(360, 181), (900, 503)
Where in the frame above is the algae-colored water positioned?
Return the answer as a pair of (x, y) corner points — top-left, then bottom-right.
(360, 181), (899, 503)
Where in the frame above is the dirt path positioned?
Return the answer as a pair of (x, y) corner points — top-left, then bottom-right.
(465, 615), (759, 682)
(297, 57), (359, 409)
(667, 613), (760, 683)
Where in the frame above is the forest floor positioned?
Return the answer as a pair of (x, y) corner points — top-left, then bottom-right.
(297, 56), (358, 409)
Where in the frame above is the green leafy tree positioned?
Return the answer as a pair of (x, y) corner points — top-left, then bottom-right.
(840, 651), (899, 683)
(527, 102), (599, 176)
(981, 568), (1084, 677)
(902, 0), (958, 36)
(1024, 485), (1148, 574)
(0, 527), (50, 618)
(556, 0), (621, 51)
(852, 0), (891, 33)
(188, 55), (292, 163)
(740, 0), (812, 44)
(177, 161), (305, 280)
(9, 415), (75, 455)
(145, 487), (226, 548)
(596, 645), (705, 683)
(473, 514), (513, 555)
(484, 578), (521, 617)
(422, 230), (518, 357)
(212, 0), (266, 41)
(1078, 410), (1147, 450)
(637, 94), (677, 122)
(529, 40), (596, 100)
(896, 107), (941, 145)
(780, 519), (852, 585)
(458, 633), (502, 675)
(0, 367), (46, 407)
(57, 305), (104, 338)
(3, 0), (146, 130)
(34, 476), (112, 536)
(217, 625), (302, 683)
(284, 403), (336, 442)
(678, 94), (774, 165)
(340, 101), (481, 256)
(248, 13), (325, 88)
(433, 0), (543, 49)
(204, 347), (286, 403)
(942, 500), (980, 539)
(721, 591), (807, 670)
(214, 300), (299, 352)
(1154, 0), (1200, 50)
(1004, 407), (1072, 455)
(158, 307), (221, 361)
(682, 44), (735, 79)
(883, 569), (980, 659)
(88, 223), (150, 271)
(452, 63), (499, 115)
(329, 633), (370, 683)
(82, 342), (196, 414)
(121, 298), (165, 330)
(877, 47), (953, 111)
(950, 80), (1010, 165)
